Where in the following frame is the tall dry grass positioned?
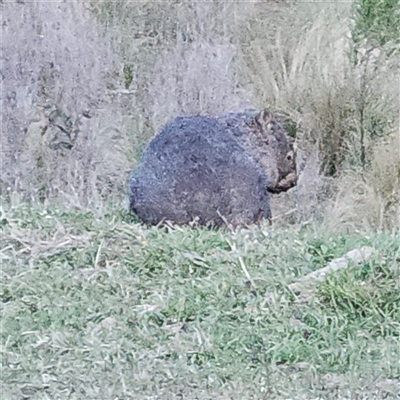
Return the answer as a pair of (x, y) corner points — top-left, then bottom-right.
(1, 2), (136, 209)
(2, 1), (399, 229)
(236, 2), (399, 228)
(325, 133), (400, 232)
(91, 1), (257, 130)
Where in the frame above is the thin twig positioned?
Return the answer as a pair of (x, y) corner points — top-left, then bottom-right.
(271, 208), (297, 221)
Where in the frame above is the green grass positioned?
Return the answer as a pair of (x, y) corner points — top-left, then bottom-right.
(1, 201), (400, 399)
(351, 0), (400, 50)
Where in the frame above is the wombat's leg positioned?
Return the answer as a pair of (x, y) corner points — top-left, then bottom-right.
(267, 172), (297, 193)
(254, 209), (265, 224)
(257, 196), (272, 225)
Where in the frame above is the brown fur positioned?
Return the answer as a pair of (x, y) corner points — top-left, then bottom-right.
(129, 110), (297, 227)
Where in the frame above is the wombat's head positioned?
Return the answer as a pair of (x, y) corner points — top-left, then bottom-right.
(248, 110), (297, 193)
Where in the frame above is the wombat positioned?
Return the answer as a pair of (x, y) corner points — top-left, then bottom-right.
(129, 110), (296, 227)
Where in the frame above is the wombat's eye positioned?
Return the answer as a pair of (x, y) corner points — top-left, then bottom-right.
(287, 155), (292, 161)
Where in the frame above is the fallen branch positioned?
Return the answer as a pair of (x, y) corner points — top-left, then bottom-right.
(289, 246), (374, 303)
(266, 246), (374, 304)
(271, 208), (297, 221)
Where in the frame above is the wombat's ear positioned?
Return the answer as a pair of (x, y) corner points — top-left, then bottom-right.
(257, 109), (273, 124)
(255, 109), (273, 133)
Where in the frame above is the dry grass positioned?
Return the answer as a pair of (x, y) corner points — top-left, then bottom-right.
(1, 2), (138, 208)
(325, 133), (400, 232)
(2, 1), (399, 230)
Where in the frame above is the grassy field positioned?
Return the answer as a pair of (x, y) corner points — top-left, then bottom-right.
(2, 1), (399, 398)
(2, 201), (399, 399)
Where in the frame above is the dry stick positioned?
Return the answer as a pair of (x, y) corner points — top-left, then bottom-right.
(238, 256), (252, 282)
(226, 238), (255, 287)
(217, 210), (234, 231)
(94, 239), (104, 269)
(293, 246), (374, 285)
(267, 246), (374, 304)
(271, 208), (297, 221)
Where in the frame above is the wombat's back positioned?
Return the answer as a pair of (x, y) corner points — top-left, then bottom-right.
(129, 116), (272, 227)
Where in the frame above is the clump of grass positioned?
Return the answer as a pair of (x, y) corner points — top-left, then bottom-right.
(2, 200), (400, 399)
(351, 0), (400, 53)
(2, 2), (139, 208)
(317, 243), (400, 338)
(239, 2), (398, 177)
(325, 133), (400, 232)
(239, 4), (354, 174)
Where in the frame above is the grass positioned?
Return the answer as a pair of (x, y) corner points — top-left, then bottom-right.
(2, 201), (399, 399)
(2, 2), (400, 398)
